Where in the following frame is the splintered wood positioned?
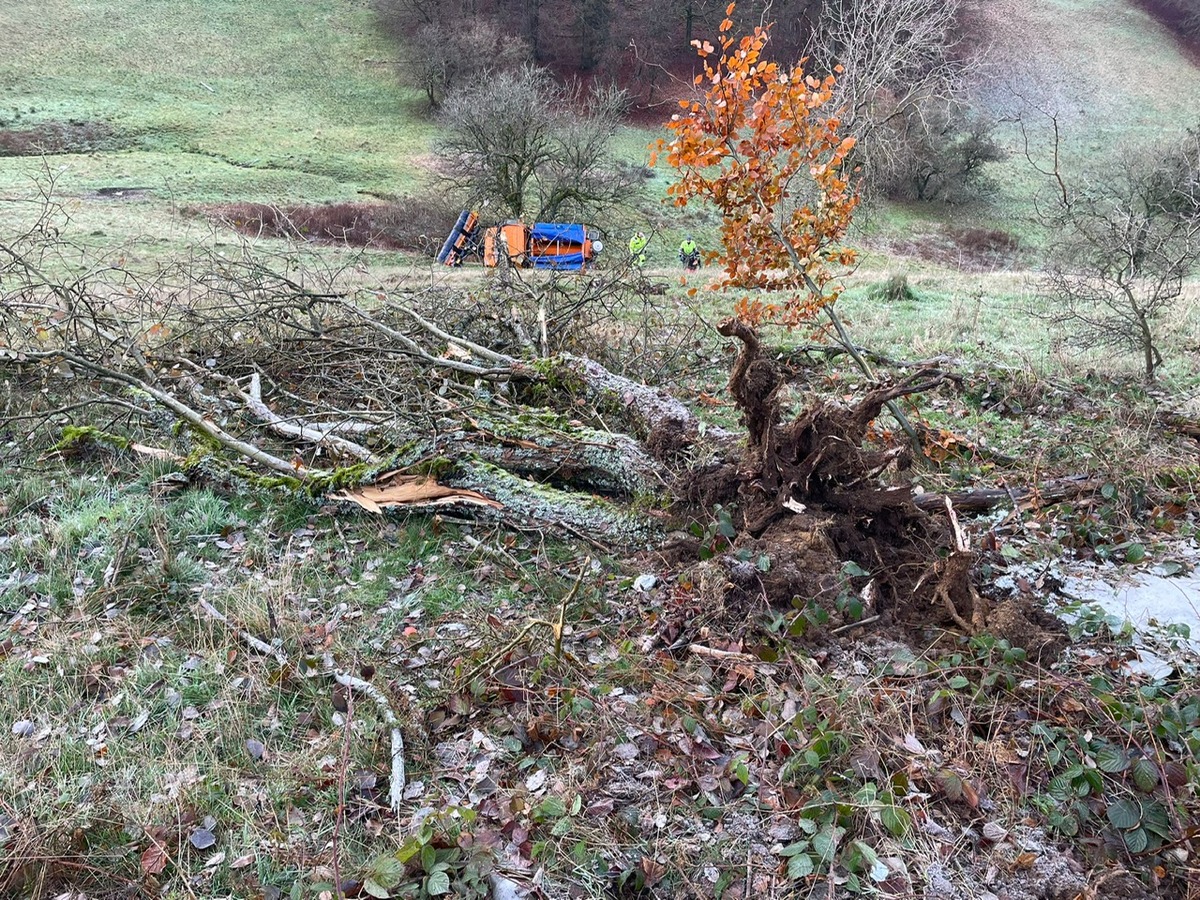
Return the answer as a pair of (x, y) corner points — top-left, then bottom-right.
(332, 471), (503, 514)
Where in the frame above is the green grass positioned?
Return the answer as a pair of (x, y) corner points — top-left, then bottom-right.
(0, 0), (434, 214)
(0, 463), (500, 897)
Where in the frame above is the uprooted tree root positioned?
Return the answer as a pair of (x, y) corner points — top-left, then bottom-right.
(676, 317), (989, 641)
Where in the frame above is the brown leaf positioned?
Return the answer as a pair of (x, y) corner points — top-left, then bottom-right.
(585, 798), (614, 817)
(141, 842), (168, 875)
(640, 857), (667, 887)
(1011, 851), (1038, 870)
(960, 779), (980, 809)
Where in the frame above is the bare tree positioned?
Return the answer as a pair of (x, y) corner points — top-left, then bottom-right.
(881, 103), (1004, 202)
(437, 66), (637, 222)
(805, 0), (996, 199)
(1035, 127), (1200, 381)
(408, 20), (529, 110)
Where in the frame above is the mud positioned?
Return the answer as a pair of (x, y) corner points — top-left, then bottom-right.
(984, 596), (1069, 665)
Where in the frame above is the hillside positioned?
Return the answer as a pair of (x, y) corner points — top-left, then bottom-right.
(1, 0), (1196, 234)
(967, 0), (1200, 134)
(0, 0), (431, 209)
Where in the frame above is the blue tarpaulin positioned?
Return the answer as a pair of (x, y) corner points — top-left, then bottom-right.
(530, 223), (586, 244)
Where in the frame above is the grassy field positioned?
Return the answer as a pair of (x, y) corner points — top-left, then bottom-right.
(0, 0), (433, 207)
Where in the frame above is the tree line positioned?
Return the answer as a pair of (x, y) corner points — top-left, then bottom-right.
(374, 0), (823, 98)
(376, 0), (1005, 208)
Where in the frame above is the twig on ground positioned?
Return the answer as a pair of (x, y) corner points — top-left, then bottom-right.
(197, 596), (288, 666)
(333, 670), (353, 900)
(830, 615), (882, 635)
(462, 558), (590, 684)
(197, 596), (408, 808)
(333, 668), (407, 808)
(687, 644), (763, 665)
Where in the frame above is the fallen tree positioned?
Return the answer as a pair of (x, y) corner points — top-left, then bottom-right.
(0, 215), (997, 638)
(0, 11), (1126, 645)
(0, 17), (1023, 641)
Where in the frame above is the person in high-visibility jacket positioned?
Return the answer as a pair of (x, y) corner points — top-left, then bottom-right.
(678, 236), (699, 270)
(628, 231), (648, 266)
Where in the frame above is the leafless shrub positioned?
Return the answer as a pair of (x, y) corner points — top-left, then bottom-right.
(206, 196), (461, 255)
(438, 66), (638, 222)
(1032, 125), (1200, 381)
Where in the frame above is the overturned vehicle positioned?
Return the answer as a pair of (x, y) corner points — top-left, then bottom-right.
(437, 211), (604, 271)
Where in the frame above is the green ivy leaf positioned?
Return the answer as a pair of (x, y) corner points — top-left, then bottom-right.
(363, 878), (392, 899)
(842, 560), (869, 578)
(947, 675), (970, 690)
(1125, 543), (1146, 564)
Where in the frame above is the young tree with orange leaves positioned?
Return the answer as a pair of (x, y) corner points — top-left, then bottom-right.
(654, 2), (918, 441)
(653, 2), (859, 328)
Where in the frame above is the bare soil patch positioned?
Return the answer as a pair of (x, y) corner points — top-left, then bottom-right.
(90, 186), (155, 201)
(202, 197), (459, 254)
(0, 121), (118, 156)
(886, 225), (1023, 271)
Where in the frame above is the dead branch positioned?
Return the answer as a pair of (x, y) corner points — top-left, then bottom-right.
(197, 596), (288, 666)
(333, 668), (407, 808)
(236, 371), (378, 463)
(912, 474), (1102, 513)
(21, 349), (324, 479)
